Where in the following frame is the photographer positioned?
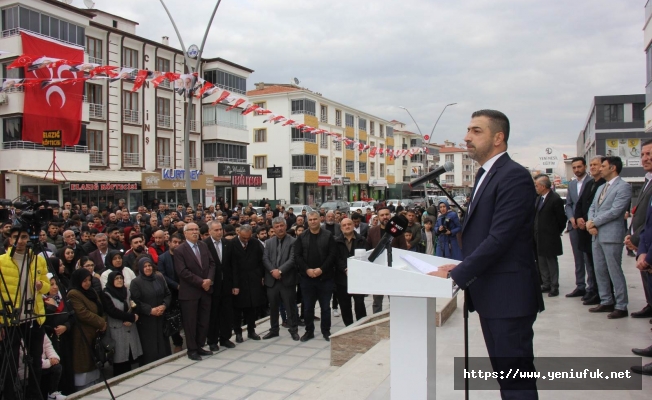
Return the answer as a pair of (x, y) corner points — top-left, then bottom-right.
(434, 200), (462, 260)
(0, 226), (51, 400)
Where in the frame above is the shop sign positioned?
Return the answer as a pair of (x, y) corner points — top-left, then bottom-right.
(267, 166), (283, 179)
(162, 169), (201, 181)
(218, 163), (251, 176)
(70, 183), (138, 191)
(342, 177), (351, 185)
(606, 139), (642, 167)
(318, 175), (332, 186)
(42, 130), (62, 147)
(231, 175), (263, 187)
(331, 176), (343, 186)
(142, 172), (213, 190)
(370, 179), (388, 188)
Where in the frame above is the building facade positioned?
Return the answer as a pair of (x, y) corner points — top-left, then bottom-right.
(0, 0), (252, 210)
(644, 0), (652, 133)
(244, 83), (394, 205)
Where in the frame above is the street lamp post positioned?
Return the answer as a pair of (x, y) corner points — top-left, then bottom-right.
(159, 0), (223, 208)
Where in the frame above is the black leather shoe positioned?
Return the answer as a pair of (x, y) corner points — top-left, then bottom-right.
(581, 292), (592, 301)
(607, 309), (628, 319)
(263, 332), (279, 340)
(631, 305), (652, 318)
(631, 362), (652, 376)
(282, 322), (289, 328)
(323, 334), (331, 342)
(220, 340), (236, 348)
(541, 286), (551, 293)
(583, 296), (600, 306)
(197, 348), (213, 356)
(291, 332), (300, 341)
(248, 332), (261, 340)
(548, 290), (559, 297)
(300, 332), (315, 342)
(589, 304), (615, 313)
(187, 352), (202, 361)
(565, 288), (586, 298)
(235, 334), (244, 343)
(314, 316), (321, 321)
(209, 344), (219, 352)
(298, 319), (306, 327)
(631, 345), (652, 357)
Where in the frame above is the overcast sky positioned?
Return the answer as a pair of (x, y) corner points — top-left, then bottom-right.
(89, 0), (644, 170)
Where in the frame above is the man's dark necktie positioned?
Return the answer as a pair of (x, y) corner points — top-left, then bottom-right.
(537, 196), (544, 211)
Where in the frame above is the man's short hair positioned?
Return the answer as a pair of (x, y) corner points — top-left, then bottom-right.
(377, 207), (391, 213)
(351, 212), (362, 221)
(307, 211), (320, 219)
(601, 156), (623, 174)
(642, 138), (652, 147)
(471, 109), (510, 143)
(129, 234), (144, 244)
(239, 224), (252, 234)
(571, 156), (586, 166)
(95, 233), (107, 240)
(271, 217), (286, 226)
(199, 225), (209, 235)
(534, 174), (552, 189)
(590, 155), (604, 163)
(170, 232), (184, 242)
(106, 226), (120, 234)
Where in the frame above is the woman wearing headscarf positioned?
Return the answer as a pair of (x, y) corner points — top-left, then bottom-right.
(101, 271), (143, 376)
(60, 247), (76, 286)
(42, 273), (75, 395)
(50, 256), (71, 290)
(100, 251), (136, 289)
(67, 268), (107, 390)
(434, 200), (463, 260)
(77, 256), (102, 293)
(129, 257), (171, 366)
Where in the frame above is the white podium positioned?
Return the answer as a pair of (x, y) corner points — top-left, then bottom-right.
(348, 248), (459, 400)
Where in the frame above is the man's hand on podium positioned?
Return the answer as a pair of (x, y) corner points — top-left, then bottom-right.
(427, 264), (456, 279)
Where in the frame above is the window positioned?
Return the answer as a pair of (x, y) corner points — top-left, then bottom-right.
(202, 104), (247, 130)
(189, 141), (197, 160)
(335, 140), (342, 151)
(335, 110), (342, 126)
(156, 97), (171, 128)
(380, 163), (385, 177)
(254, 156), (267, 169)
(254, 128), (267, 142)
(359, 118), (367, 131)
(346, 160), (355, 173)
(157, 138), (171, 168)
(379, 124), (384, 137)
(445, 154), (454, 162)
(370, 121), (375, 135)
(2, 6), (85, 46)
(291, 127), (316, 143)
(123, 134), (139, 153)
(633, 103), (645, 121)
(85, 83), (102, 104)
(203, 69), (247, 95)
(464, 174), (472, 181)
(410, 139), (418, 147)
(123, 91), (139, 123)
(445, 174), (454, 182)
(335, 158), (342, 175)
(2, 62), (24, 80)
(320, 156), (328, 174)
(359, 162), (367, 174)
(320, 105), (328, 123)
(86, 37), (102, 63)
(122, 48), (139, 68)
(3, 117), (22, 142)
(291, 99), (316, 116)
(410, 154), (423, 163)
(345, 141), (355, 150)
(386, 126), (394, 137)
(647, 44), (652, 84)
(254, 102), (266, 114)
(345, 113), (355, 128)
(292, 155), (316, 170)
(203, 142), (247, 162)
(156, 57), (170, 72)
(598, 104), (624, 123)
(320, 132), (328, 149)
(86, 129), (103, 151)
(370, 162), (376, 177)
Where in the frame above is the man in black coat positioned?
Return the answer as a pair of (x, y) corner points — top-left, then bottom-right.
(158, 233), (184, 352)
(228, 224), (266, 342)
(334, 218), (367, 326)
(203, 221), (237, 350)
(574, 156), (606, 305)
(533, 175), (567, 297)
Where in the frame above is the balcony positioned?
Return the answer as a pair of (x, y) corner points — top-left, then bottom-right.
(2, 28), (84, 50)
(89, 150), (105, 166)
(89, 103), (104, 119)
(123, 109), (140, 124)
(87, 55), (103, 65)
(402, 160), (408, 166)
(0, 87), (25, 114)
(320, 114), (328, 123)
(157, 114), (171, 129)
(123, 152), (140, 166)
(189, 157), (199, 169)
(159, 80), (172, 89)
(202, 120), (248, 142)
(0, 141), (90, 171)
(157, 155), (171, 168)
(189, 120), (198, 132)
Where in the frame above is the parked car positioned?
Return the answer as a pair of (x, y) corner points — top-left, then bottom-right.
(251, 206), (265, 216)
(350, 201), (372, 212)
(320, 200), (351, 214)
(386, 199), (401, 208)
(287, 204), (314, 215)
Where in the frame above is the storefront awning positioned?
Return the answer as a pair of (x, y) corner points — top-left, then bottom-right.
(9, 170), (143, 183)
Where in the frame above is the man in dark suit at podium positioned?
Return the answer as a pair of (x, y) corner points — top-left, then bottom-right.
(431, 110), (544, 399)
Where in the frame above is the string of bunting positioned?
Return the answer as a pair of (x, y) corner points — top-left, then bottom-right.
(0, 53), (429, 160)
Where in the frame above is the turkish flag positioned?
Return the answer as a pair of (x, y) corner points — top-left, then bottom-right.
(21, 32), (84, 146)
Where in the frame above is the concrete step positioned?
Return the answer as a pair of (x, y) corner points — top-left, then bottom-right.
(292, 339), (390, 400)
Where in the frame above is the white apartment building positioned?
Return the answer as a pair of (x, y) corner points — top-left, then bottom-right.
(645, 0), (652, 133)
(245, 83), (394, 205)
(0, 0), (252, 209)
(439, 141), (479, 196)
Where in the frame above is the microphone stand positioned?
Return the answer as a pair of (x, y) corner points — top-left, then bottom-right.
(425, 179), (469, 400)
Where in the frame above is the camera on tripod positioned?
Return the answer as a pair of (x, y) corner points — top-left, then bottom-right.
(0, 199), (58, 241)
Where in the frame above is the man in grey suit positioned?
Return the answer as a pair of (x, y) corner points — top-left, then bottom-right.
(262, 217), (300, 341)
(565, 157), (591, 297)
(625, 138), (652, 318)
(351, 213), (369, 239)
(587, 156), (632, 319)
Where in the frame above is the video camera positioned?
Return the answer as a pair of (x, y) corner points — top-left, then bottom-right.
(0, 199), (59, 241)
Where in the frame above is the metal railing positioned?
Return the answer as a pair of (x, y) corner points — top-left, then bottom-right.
(189, 120), (198, 132)
(320, 114), (328, 123)
(291, 137), (316, 143)
(2, 141), (88, 153)
(87, 55), (103, 65)
(157, 114), (171, 128)
(123, 152), (140, 166)
(203, 157), (247, 163)
(189, 157), (199, 169)
(157, 155), (171, 168)
(89, 150), (105, 165)
(1, 86), (24, 94)
(292, 165), (317, 170)
(336, 118), (342, 126)
(89, 103), (104, 119)
(159, 79), (172, 89)
(1, 28), (85, 50)
(336, 167), (342, 175)
(202, 119), (247, 131)
(290, 110), (316, 116)
(123, 109), (140, 124)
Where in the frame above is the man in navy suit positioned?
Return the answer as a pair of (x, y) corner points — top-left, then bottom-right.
(431, 110), (544, 399)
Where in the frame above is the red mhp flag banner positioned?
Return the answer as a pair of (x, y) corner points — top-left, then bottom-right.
(21, 32), (84, 146)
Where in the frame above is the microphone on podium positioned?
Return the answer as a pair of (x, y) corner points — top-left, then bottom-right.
(409, 161), (454, 188)
(367, 214), (408, 263)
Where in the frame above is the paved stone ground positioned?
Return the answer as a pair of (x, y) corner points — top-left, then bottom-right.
(83, 233), (652, 399)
